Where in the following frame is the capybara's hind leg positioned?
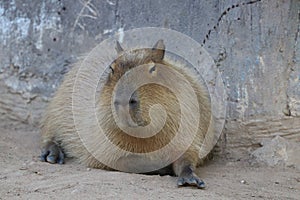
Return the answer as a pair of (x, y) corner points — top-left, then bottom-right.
(173, 154), (205, 189)
(41, 141), (65, 164)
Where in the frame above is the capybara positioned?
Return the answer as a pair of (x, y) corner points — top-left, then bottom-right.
(40, 39), (214, 189)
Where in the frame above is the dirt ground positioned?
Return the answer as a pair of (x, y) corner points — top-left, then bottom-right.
(0, 120), (299, 200)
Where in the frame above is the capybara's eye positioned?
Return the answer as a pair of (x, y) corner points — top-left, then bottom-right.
(129, 99), (137, 105)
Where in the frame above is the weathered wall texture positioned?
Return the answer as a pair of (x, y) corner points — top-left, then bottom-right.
(0, 0), (299, 154)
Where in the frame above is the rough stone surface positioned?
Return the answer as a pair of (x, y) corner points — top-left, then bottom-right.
(251, 136), (300, 169)
(0, 0), (299, 153)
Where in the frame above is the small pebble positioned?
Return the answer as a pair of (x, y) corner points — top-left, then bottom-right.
(19, 166), (27, 170)
(34, 171), (42, 175)
(86, 168), (91, 171)
(240, 180), (246, 184)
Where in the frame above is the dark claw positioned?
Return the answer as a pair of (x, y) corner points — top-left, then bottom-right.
(57, 150), (65, 164)
(40, 150), (48, 162)
(196, 179), (206, 189)
(46, 155), (57, 164)
(40, 142), (65, 164)
(177, 177), (185, 186)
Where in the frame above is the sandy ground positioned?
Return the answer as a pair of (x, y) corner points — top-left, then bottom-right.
(0, 120), (299, 200)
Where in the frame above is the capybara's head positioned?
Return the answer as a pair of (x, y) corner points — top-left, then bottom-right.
(108, 40), (166, 128)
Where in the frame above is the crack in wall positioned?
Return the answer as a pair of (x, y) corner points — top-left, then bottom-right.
(202, 0), (262, 46)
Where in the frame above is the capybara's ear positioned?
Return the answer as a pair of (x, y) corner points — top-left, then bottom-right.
(152, 39), (165, 62)
(115, 41), (124, 54)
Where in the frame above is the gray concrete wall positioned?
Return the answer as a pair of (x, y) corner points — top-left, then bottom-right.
(0, 0), (299, 153)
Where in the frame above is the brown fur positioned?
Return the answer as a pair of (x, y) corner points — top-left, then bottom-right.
(40, 40), (214, 178)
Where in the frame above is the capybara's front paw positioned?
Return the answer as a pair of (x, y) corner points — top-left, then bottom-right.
(177, 165), (205, 189)
(40, 142), (65, 164)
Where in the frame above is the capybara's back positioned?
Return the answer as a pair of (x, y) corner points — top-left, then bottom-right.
(40, 40), (214, 189)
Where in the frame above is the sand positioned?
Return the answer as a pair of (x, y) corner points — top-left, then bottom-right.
(0, 120), (299, 200)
